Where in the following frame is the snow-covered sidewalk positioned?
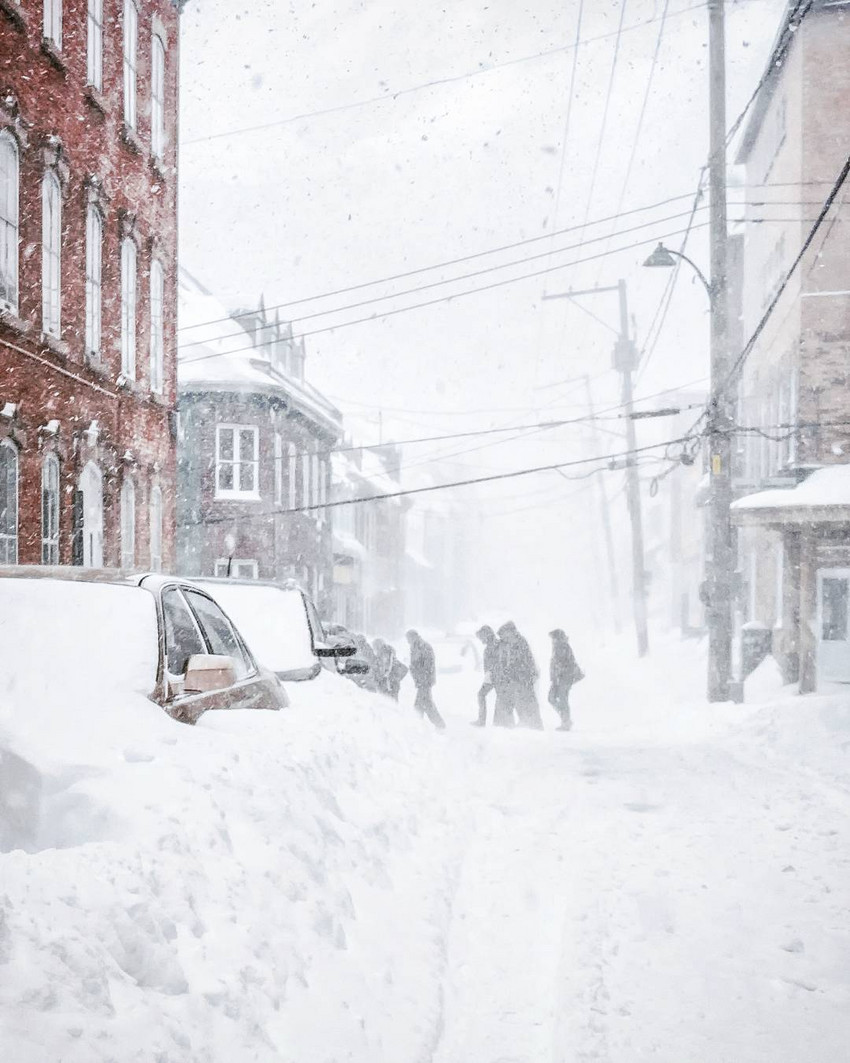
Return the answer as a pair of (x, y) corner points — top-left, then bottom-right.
(1, 642), (849, 1061)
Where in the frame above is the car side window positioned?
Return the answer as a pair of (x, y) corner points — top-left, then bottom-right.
(183, 590), (253, 681)
(162, 587), (207, 676)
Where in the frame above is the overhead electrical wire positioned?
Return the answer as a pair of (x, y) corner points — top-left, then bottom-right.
(182, 1), (709, 147)
(177, 206), (708, 352)
(179, 220), (711, 366)
(182, 433), (697, 526)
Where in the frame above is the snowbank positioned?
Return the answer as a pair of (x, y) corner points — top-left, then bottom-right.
(0, 669), (467, 1062)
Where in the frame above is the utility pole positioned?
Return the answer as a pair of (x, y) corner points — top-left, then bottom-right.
(583, 374), (621, 634)
(614, 280), (649, 657)
(707, 0), (733, 701)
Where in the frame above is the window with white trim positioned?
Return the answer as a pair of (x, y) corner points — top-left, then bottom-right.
(85, 205), (102, 359)
(301, 451), (309, 511)
(274, 431), (283, 504)
(151, 35), (166, 160)
(150, 259), (164, 393)
(123, 0), (138, 130)
(149, 485), (163, 571)
(43, 0), (62, 48)
(120, 477), (136, 569)
(87, 0), (103, 89)
(214, 558), (259, 579)
(0, 440), (18, 563)
(288, 442), (297, 508)
(41, 454), (60, 563)
(0, 132), (19, 313)
(215, 425), (259, 498)
(42, 172), (61, 337)
(120, 237), (137, 378)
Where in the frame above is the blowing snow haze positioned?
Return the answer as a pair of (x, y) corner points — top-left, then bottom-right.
(2, 0), (850, 1060)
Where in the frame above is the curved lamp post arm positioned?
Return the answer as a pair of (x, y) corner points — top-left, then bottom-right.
(643, 242), (712, 302)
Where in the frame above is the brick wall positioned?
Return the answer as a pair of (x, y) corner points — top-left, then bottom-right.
(0, 0), (180, 568)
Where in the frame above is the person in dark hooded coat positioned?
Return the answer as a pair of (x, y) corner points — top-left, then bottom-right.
(548, 629), (583, 731)
(406, 630), (446, 730)
(471, 624), (499, 727)
(494, 621), (543, 729)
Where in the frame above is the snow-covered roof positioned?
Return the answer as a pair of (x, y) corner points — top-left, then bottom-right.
(177, 270), (342, 437)
(731, 465), (850, 524)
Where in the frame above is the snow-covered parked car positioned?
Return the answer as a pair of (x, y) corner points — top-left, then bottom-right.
(190, 578), (364, 682)
(0, 568), (287, 725)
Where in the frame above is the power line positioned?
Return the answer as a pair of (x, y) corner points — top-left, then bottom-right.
(179, 221), (710, 367)
(178, 189), (711, 334)
(578, 1), (629, 249)
(182, 2), (709, 147)
(177, 206), (709, 352)
(184, 433), (697, 526)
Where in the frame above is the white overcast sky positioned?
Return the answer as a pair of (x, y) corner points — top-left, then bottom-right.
(178, 0), (787, 624)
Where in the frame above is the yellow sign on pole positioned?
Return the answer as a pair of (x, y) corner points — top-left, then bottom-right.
(711, 454), (722, 476)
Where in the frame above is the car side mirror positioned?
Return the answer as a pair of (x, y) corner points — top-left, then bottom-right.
(315, 639), (357, 658)
(183, 654), (237, 695)
(340, 657), (370, 676)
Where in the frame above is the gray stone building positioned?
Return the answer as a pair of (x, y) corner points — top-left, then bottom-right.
(730, 0), (850, 691)
(176, 271), (341, 612)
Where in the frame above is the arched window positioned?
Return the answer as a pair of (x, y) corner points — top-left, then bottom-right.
(42, 171), (62, 337)
(120, 477), (135, 570)
(0, 132), (19, 314)
(0, 439), (18, 563)
(120, 238), (137, 378)
(87, 0), (103, 90)
(123, 0), (138, 129)
(149, 485), (163, 572)
(85, 205), (103, 359)
(149, 259), (164, 393)
(151, 35), (166, 160)
(43, 0), (62, 49)
(41, 454), (60, 563)
(79, 461), (103, 568)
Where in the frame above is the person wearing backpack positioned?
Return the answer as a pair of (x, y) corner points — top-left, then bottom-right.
(548, 629), (584, 731)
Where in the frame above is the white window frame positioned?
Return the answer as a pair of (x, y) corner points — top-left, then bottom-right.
(0, 439), (19, 564)
(0, 131), (19, 314)
(215, 424), (260, 500)
(288, 442), (297, 508)
(121, 237), (137, 379)
(120, 476), (136, 570)
(149, 484), (163, 572)
(150, 258), (164, 393)
(87, 0), (103, 89)
(301, 451), (309, 511)
(123, 0), (138, 130)
(43, 0), (62, 49)
(41, 171), (61, 338)
(274, 431), (283, 505)
(79, 460), (103, 569)
(85, 205), (102, 359)
(41, 453), (60, 563)
(151, 34), (166, 160)
(214, 558), (259, 580)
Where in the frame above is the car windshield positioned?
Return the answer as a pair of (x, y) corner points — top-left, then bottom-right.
(0, 579), (158, 701)
(193, 582), (315, 676)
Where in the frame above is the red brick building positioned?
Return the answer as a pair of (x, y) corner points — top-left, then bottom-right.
(0, 0), (182, 570)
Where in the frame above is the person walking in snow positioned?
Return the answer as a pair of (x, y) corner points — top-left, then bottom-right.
(548, 629), (583, 731)
(352, 633), (379, 692)
(495, 621), (543, 730)
(373, 638), (408, 701)
(406, 630), (446, 730)
(471, 624), (499, 727)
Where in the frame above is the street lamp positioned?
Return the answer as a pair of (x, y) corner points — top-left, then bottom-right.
(642, 243), (712, 301)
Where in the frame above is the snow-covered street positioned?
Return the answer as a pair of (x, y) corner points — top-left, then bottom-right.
(2, 639), (849, 1062)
